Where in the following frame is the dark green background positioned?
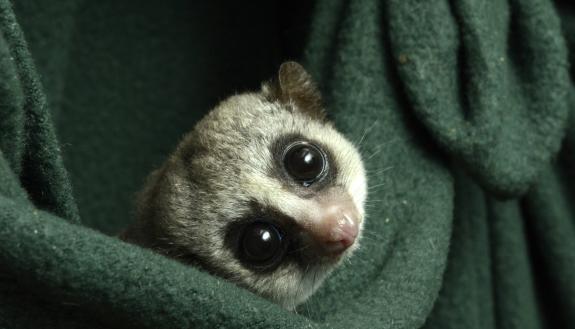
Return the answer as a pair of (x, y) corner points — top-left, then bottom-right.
(0, 0), (573, 328)
(14, 0), (314, 234)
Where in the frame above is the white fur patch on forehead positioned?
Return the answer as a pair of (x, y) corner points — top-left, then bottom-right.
(241, 161), (318, 223)
(281, 109), (367, 216)
(207, 93), (367, 218)
(301, 120), (367, 207)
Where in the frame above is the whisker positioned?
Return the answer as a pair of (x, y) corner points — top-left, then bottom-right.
(303, 264), (312, 316)
(361, 231), (381, 239)
(355, 119), (380, 150)
(366, 147), (384, 160)
(367, 166), (394, 177)
(368, 183), (386, 190)
(290, 245), (311, 254)
(358, 235), (377, 242)
(363, 137), (405, 160)
(294, 264), (308, 314)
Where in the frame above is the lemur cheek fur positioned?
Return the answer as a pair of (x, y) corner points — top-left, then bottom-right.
(121, 61), (367, 310)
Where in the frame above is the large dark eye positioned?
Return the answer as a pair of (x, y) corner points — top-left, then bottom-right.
(283, 142), (327, 186)
(240, 221), (287, 270)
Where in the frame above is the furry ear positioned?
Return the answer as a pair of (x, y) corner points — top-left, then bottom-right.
(262, 61), (326, 121)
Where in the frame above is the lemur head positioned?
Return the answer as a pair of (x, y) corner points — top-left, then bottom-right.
(124, 62), (367, 310)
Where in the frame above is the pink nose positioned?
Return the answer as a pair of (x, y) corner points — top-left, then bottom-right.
(322, 213), (359, 254)
(307, 193), (361, 255)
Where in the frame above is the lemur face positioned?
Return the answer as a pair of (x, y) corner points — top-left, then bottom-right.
(124, 62), (367, 310)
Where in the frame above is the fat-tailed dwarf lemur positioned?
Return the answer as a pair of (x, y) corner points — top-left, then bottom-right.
(121, 62), (367, 311)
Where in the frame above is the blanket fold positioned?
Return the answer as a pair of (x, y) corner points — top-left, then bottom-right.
(0, 0), (573, 328)
(386, 0), (570, 198)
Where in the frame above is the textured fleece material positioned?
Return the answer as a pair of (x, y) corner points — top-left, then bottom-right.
(0, 0), (573, 328)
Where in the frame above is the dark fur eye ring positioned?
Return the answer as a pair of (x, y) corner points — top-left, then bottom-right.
(239, 221), (288, 271)
(283, 141), (328, 186)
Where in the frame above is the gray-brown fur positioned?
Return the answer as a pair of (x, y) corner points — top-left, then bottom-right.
(121, 62), (367, 310)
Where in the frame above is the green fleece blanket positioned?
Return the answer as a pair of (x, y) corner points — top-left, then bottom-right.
(1, 0), (574, 328)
